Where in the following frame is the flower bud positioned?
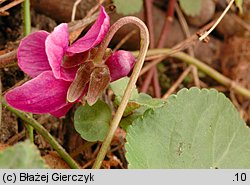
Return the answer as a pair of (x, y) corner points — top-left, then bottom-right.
(105, 50), (135, 82)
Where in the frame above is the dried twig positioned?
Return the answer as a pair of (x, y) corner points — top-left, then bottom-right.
(71, 0), (82, 22)
(0, 50), (17, 68)
(142, 0), (177, 97)
(6, 130), (26, 145)
(139, 19), (216, 75)
(199, 0), (234, 41)
(0, 0), (8, 4)
(0, 0), (24, 13)
(175, 3), (200, 87)
(140, 0), (159, 96)
(141, 0), (156, 95)
(134, 48), (250, 100)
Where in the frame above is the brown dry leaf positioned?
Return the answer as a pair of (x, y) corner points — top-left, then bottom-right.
(221, 37), (250, 123)
(0, 143), (9, 152)
(221, 37), (250, 90)
(43, 151), (70, 169)
(0, 109), (18, 143)
(69, 27), (85, 45)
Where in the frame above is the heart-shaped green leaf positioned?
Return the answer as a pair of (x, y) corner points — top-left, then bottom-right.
(126, 88), (250, 168)
(0, 140), (47, 169)
(74, 100), (111, 142)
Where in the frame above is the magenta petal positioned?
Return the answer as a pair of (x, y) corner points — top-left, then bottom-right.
(51, 86), (88, 117)
(105, 50), (136, 81)
(17, 31), (51, 77)
(50, 103), (74, 117)
(67, 6), (110, 53)
(60, 67), (78, 81)
(5, 71), (71, 114)
(45, 23), (72, 81)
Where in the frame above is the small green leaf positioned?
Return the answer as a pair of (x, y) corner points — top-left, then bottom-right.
(74, 100), (111, 142)
(0, 140), (47, 169)
(235, 0), (243, 14)
(111, 77), (166, 129)
(136, 93), (166, 108)
(120, 106), (149, 131)
(126, 88), (250, 168)
(110, 77), (139, 104)
(179, 0), (202, 16)
(110, 77), (165, 107)
(120, 94), (166, 130)
(113, 0), (143, 15)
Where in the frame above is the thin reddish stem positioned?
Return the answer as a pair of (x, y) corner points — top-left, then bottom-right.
(141, 0), (177, 97)
(152, 0), (177, 98)
(141, 0), (161, 97)
(144, 0), (155, 47)
(157, 0), (176, 48)
(141, 0), (155, 95)
(141, 67), (154, 93)
(152, 67), (161, 97)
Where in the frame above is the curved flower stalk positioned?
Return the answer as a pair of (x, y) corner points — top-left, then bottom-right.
(5, 6), (135, 117)
(92, 17), (149, 168)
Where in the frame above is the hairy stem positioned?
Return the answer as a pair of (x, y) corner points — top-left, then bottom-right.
(132, 49), (250, 99)
(2, 99), (80, 169)
(92, 17), (149, 169)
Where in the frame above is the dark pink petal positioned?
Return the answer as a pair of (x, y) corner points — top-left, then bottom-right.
(67, 6), (110, 53)
(59, 67), (78, 82)
(105, 50), (135, 81)
(45, 23), (73, 81)
(17, 31), (51, 77)
(5, 71), (71, 114)
(51, 86), (88, 117)
(50, 103), (74, 117)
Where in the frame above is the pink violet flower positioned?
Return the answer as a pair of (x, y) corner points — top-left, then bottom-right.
(5, 6), (135, 117)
